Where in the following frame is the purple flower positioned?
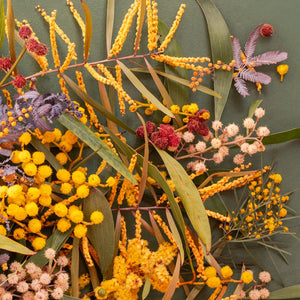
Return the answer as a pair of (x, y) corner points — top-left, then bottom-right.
(232, 24), (288, 97)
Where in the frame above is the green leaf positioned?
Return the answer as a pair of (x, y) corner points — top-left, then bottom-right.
(195, 0), (233, 120)
(269, 285), (300, 299)
(106, 0), (115, 56)
(204, 197), (227, 216)
(117, 60), (175, 118)
(0, 0), (5, 50)
(0, 235), (35, 255)
(62, 74), (135, 135)
(27, 228), (73, 267)
(80, 0), (93, 62)
(142, 276), (151, 300)
(155, 147), (211, 251)
(262, 128), (300, 145)
(58, 113), (137, 184)
(248, 99), (263, 118)
(157, 19), (189, 108)
(84, 188), (115, 277)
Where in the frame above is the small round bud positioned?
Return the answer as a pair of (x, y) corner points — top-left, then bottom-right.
(260, 24), (273, 37)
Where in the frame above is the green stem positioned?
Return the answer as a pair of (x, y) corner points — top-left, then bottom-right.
(0, 45), (28, 87)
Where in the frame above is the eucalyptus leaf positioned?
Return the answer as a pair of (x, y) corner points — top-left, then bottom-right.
(0, 0), (5, 50)
(117, 60), (175, 118)
(155, 147), (211, 251)
(269, 285), (300, 299)
(80, 0), (93, 62)
(158, 19), (189, 108)
(62, 74), (135, 134)
(27, 228), (73, 267)
(84, 188), (115, 277)
(142, 276), (151, 300)
(0, 235), (35, 255)
(262, 128), (300, 145)
(58, 113), (136, 184)
(195, 0), (233, 120)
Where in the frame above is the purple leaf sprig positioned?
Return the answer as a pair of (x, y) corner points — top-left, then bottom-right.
(232, 24), (288, 97)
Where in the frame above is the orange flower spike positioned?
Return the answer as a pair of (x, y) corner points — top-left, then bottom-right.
(152, 211), (176, 245)
(49, 10), (61, 68)
(82, 236), (94, 267)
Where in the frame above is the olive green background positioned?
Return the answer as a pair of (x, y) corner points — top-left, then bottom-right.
(2, 0), (300, 298)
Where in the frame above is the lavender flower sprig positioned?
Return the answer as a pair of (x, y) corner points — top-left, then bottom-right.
(232, 24), (288, 97)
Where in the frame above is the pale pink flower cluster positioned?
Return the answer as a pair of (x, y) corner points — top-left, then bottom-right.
(177, 106), (269, 171)
(0, 249), (69, 300)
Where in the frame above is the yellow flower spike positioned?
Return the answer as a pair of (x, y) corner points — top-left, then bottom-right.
(277, 64), (289, 82)
(49, 10), (61, 68)
(152, 211), (176, 245)
(67, 1), (86, 41)
(82, 236), (94, 267)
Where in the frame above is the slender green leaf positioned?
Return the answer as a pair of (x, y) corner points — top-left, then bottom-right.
(6, 0), (17, 73)
(204, 197), (227, 216)
(84, 188), (115, 277)
(166, 209), (184, 265)
(80, 0), (92, 62)
(248, 99), (263, 118)
(144, 57), (183, 127)
(157, 19), (189, 108)
(0, 0), (5, 50)
(106, 0), (115, 56)
(71, 237), (80, 298)
(58, 113), (136, 184)
(132, 67), (221, 98)
(195, 0), (233, 120)
(62, 74), (135, 134)
(27, 228), (73, 267)
(269, 285), (300, 299)
(163, 253), (181, 300)
(155, 147), (211, 251)
(0, 235), (35, 255)
(262, 128), (300, 145)
(134, 0), (146, 54)
(117, 60), (175, 118)
(142, 276), (151, 300)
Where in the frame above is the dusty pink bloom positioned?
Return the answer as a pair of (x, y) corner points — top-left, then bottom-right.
(253, 141), (265, 152)
(238, 290), (246, 299)
(57, 256), (69, 267)
(225, 123), (239, 137)
(193, 161), (206, 172)
(240, 143), (250, 153)
(248, 144), (258, 155)
(25, 262), (37, 274)
(211, 138), (222, 149)
(233, 154), (245, 165)
(195, 141), (206, 152)
(249, 289), (261, 300)
(51, 287), (64, 299)
(212, 120), (223, 131)
(16, 281), (29, 293)
(22, 291), (35, 300)
(2, 293), (13, 300)
(34, 290), (48, 300)
(186, 144), (196, 154)
(0, 287), (6, 296)
(243, 118), (255, 129)
(255, 107), (265, 118)
(40, 273), (52, 285)
(213, 152), (224, 164)
(182, 131), (195, 143)
(260, 288), (270, 299)
(257, 126), (270, 137)
(45, 248), (56, 260)
(31, 279), (42, 291)
(10, 261), (22, 272)
(56, 273), (69, 285)
(219, 146), (229, 157)
(259, 271), (271, 283)
(234, 135), (245, 146)
(7, 274), (19, 284)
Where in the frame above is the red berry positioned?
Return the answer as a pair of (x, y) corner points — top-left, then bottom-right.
(260, 24), (273, 37)
(145, 121), (156, 135)
(136, 126), (145, 139)
(18, 26), (32, 39)
(12, 74), (27, 88)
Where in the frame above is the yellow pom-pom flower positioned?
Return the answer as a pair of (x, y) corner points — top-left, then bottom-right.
(74, 224), (87, 238)
(57, 169), (71, 182)
(23, 162), (38, 177)
(25, 202), (39, 217)
(90, 211), (104, 224)
(27, 187), (41, 201)
(106, 177), (116, 187)
(76, 185), (90, 198)
(72, 170), (86, 185)
(221, 265), (233, 279)
(204, 266), (217, 278)
(241, 271), (253, 284)
(60, 183), (73, 194)
(28, 218), (42, 233)
(19, 150), (31, 163)
(39, 184), (52, 197)
(32, 151), (45, 165)
(13, 228), (26, 240)
(38, 165), (52, 178)
(39, 196), (52, 207)
(54, 203), (68, 217)
(88, 174), (101, 187)
(11, 150), (21, 164)
(69, 209), (84, 223)
(206, 276), (221, 288)
(18, 132), (31, 145)
(277, 64), (288, 82)
(0, 225), (7, 236)
(7, 185), (23, 199)
(56, 152), (68, 165)
(0, 186), (8, 197)
(32, 237), (46, 251)
(57, 218), (71, 232)
(14, 207), (27, 221)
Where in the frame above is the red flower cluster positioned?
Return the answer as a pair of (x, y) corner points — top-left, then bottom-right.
(186, 109), (209, 136)
(26, 39), (48, 56)
(0, 57), (12, 71)
(260, 24), (273, 37)
(136, 122), (180, 151)
(12, 74), (27, 88)
(18, 26), (33, 40)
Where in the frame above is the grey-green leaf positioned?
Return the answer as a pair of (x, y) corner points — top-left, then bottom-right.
(58, 113), (136, 184)
(269, 285), (300, 299)
(248, 99), (263, 118)
(84, 188), (115, 276)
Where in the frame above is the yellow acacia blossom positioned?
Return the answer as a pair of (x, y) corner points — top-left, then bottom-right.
(66, 0), (86, 41)
(49, 10), (61, 68)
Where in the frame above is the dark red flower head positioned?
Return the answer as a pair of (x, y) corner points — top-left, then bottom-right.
(0, 57), (12, 71)
(18, 26), (32, 39)
(260, 24), (273, 37)
(12, 74), (27, 88)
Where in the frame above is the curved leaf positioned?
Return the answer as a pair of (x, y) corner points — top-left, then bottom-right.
(158, 19), (189, 108)
(58, 113), (137, 184)
(80, 0), (93, 62)
(117, 60), (175, 118)
(142, 276), (151, 300)
(248, 99), (263, 118)
(0, 235), (35, 255)
(195, 0), (233, 120)
(269, 285), (300, 299)
(106, 0), (115, 56)
(0, 0), (5, 50)
(62, 74), (135, 135)
(155, 147), (211, 251)
(84, 188), (115, 277)
(263, 128), (300, 145)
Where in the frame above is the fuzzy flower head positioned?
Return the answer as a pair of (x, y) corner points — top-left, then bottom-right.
(249, 289), (261, 300)
(45, 248), (56, 260)
(259, 271), (271, 283)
